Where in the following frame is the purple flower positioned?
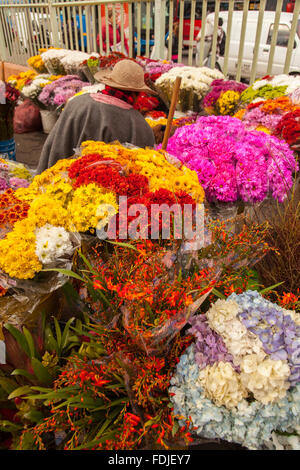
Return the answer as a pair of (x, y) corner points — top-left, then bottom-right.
(0, 177), (9, 191)
(8, 177), (30, 190)
(187, 314), (238, 371)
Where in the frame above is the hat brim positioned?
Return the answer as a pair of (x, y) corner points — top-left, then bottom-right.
(94, 71), (158, 95)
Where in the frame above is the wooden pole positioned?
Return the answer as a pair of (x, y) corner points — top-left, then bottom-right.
(0, 61), (4, 82)
(161, 76), (182, 151)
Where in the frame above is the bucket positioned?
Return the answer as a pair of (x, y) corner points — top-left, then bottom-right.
(0, 138), (16, 161)
(40, 109), (58, 134)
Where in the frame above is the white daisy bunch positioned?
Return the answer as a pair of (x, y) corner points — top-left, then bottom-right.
(35, 223), (74, 265)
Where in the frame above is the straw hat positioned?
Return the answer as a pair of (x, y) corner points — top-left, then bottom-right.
(94, 59), (158, 95)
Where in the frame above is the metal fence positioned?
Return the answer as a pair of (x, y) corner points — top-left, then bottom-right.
(0, 0), (300, 83)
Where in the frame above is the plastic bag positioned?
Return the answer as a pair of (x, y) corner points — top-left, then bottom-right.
(13, 100), (42, 134)
(0, 232), (81, 328)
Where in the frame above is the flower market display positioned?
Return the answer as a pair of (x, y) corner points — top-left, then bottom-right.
(203, 79), (248, 116)
(162, 115), (298, 205)
(0, 140), (204, 282)
(1, 55), (300, 453)
(169, 290), (300, 450)
(155, 66), (225, 112)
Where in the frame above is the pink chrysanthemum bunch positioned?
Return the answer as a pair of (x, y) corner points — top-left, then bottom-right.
(164, 115), (298, 204)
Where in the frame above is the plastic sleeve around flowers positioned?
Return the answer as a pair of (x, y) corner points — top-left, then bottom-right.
(0, 231), (81, 329)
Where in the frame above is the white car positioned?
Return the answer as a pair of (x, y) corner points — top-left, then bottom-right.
(210, 10), (300, 78)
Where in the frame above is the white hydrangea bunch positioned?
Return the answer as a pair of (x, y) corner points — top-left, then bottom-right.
(240, 354), (290, 404)
(35, 224), (74, 265)
(197, 361), (248, 409)
(206, 299), (265, 364)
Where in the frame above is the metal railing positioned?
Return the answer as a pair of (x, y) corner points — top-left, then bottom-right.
(0, 0), (300, 83)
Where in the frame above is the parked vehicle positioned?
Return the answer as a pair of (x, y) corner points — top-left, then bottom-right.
(214, 10), (300, 78)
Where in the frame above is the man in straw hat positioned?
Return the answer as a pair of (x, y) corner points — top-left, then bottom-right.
(36, 60), (158, 174)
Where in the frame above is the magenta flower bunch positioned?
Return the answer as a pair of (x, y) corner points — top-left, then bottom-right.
(164, 115), (298, 204)
(38, 75), (89, 110)
(241, 106), (282, 132)
(203, 79), (248, 109)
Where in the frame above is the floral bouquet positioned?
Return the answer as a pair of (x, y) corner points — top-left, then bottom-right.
(27, 53), (48, 74)
(38, 75), (89, 111)
(240, 74), (300, 105)
(162, 115), (298, 206)
(16, 74), (63, 109)
(60, 50), (94, 81)
(203, 79), (248, 115)
(6, 70), (38, 92)
(169, 290), (300, 450)
(0, 82), (20, 141)
(234, 96), (299, 137)
(0, 158), (32, 193)
(155, 67), (224, 112)
(80, 55), (101, 83)
(274, 109), (300, 150)
(136, 56), (184, 79)
(40, 48), (69, 75)
(0, 141), (204, 281)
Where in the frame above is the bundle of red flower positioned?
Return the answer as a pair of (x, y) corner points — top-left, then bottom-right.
(275, 108), (300, 148)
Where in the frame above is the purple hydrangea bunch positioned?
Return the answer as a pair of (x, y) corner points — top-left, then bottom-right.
(188, 314), (239, 371)
(38, 75), (89, 109)
(203, 79), (248, 108)
(230, 290), (300, 386)
(164, 115), (298, 203)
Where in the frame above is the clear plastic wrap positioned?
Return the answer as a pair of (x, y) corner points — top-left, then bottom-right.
(0, 232), (81, 328)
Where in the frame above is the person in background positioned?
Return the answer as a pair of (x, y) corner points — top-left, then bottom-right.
(196, 16), (225, 69)
(36, 60), (157, 174)
(96, 7), (128, 55)
(166, 21), (179, 62)
(195, 10), (214, 64)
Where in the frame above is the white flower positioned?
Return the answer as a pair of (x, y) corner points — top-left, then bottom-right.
(35, 224), (74, 264)
(240, 354), (290, 405)
(197, 361), (248, 409)
(206, 299), (265, 363)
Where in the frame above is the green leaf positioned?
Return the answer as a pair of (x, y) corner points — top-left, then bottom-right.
(0, 420), (23, 432)
(42, 268), (85, 282)
(61, 317), (75, 350)
(11, 369), (35, 381)
(31, 358), (53, 386)
(44, 325), (59, 355)
(212, 288), (226, 299)
(0, 377), (19, 395)
(23, 410), (44, 424)
(259, 282), (285, 295)
(53, 317), (62, 350)
(78, 250), (97, 274)
(105, 240), (139, 252)
(4, 323), (30, 357)
(22, 327), (37, 359)
(8, 385), (32, 400)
